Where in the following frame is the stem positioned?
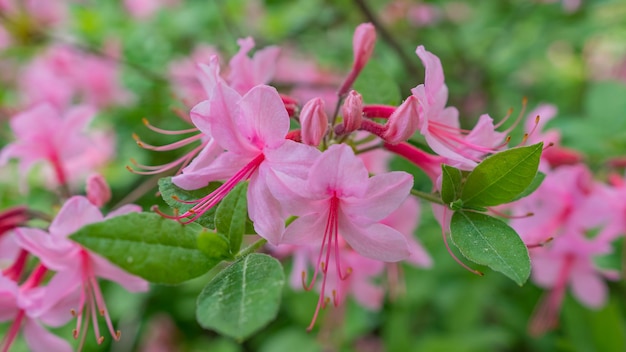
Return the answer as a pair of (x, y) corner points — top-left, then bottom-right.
(410, 189), (444, 205)
(236, 238), (268, 259)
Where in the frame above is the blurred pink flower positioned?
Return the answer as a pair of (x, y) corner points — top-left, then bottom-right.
(0, 104), (114, 189)
(14, 196), (148, 347)
(124, 0), (180, 19)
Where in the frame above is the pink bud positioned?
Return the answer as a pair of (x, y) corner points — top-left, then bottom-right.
(383, 96), (420, 144)
(338, 23), (377, 96)
(299, 98), (328, 146)
(339, 90), (363, 134)
(353, 23), (376, 72)
(86, 174), (111, 207)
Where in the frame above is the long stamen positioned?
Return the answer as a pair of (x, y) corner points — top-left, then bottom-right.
(133, 133), (204, 151)
(142, 118), (199, 135)
(126, 142), (208, 175)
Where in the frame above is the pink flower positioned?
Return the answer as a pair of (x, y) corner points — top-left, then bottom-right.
(338, 90), (363, 134)
(338, 23), (377, 96)
(0, 269), (75, 352)
(383, 95), (420, 144)
(269, 144), (412, 328)
(124, 0), (179, 19)
(411, 46), (506, 169)
(86, 174), (112, 208)
(168, 45), (222, 105)
(170, 62), (319, 242)
(0, 104), (114, 189)
(14, 196), (148, 347)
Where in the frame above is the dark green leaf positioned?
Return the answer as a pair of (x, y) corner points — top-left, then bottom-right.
(450, 211), (530, 286)
(461, 143), (543, 207)
(216, 182), (248, 254)
(441, 164), (464, 204)
(70, 212), (218, 284)
(196, 253), (285, 341)
(158, 177), (221, 228)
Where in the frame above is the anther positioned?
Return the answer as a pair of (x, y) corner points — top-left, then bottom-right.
(97, 336), (104, 344)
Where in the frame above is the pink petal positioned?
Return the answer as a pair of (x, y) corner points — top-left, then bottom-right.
(308, 144), (369, 198)
(282, 214), (327, 247)
(49, 196), (104, 238)
(570, 270), (607, 308)
(264, 140), (321, 179)
(23, 319), (73, 352)
(248, 168), (287, 245)
(28, 269), (80, 326)
(415, 45), (445, 99)
(0, 274), (19, 321)
(338, 219), (409, 262)
(105, 204), (142, 219)
(342, 171), (412, 224)
(239, 85), (290, 149)
(173, 151), (249, 190)
(14, 228), (78, 271)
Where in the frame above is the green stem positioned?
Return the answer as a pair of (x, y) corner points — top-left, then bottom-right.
(236, 238), (268, 259)
(410, 189), (445, 205)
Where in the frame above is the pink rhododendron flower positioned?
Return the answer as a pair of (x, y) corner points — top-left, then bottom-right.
(170, 60), (319, 241)
(412, 46), (506, 169)
(268, 144), (412, 328)
(168, 45), (222, 105)
(338, 23), (376, 96)
(19, 44), (131, 109)
(14, 196), (148, 348)
(227, 37), (281, 95)
(0, 269), (76, 352)
(0, 104), (114, 189)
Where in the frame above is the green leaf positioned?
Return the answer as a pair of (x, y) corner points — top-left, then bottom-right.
(511, 171), (545, 201)
(450, 211), (530, 286)
(158, 177), (221, 228)
(196, 253), (285, 341)
(353, 60), (401, 105)
(216, 182), (248, 254)
(441, 164), (464, 204)
(198, 230), (233, 261)
(461, 143), (543, 207)
(70, 212), (218, 284)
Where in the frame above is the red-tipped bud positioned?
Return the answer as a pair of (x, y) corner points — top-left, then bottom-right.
(338, 23), (377, 96)
(383, 96), (420, 144)
(86, 174), (111, 208)
(299, 98), (328, 146)
(339, 90), (363, 134)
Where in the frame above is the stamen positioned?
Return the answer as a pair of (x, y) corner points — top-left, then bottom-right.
(142, 118), (199, 135)
(133, 133), (204, 152)
(488, 207), (534, 219)
(527, 237), (553, 249)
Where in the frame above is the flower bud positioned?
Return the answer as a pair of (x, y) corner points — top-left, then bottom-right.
(337, 23), (376, 96)
(383, 96), (420, 144)
(340, 90), (363, 134)
(299, 98), (328, 146)
(86, 174), (111, 208)
(352, 23), (376, 74)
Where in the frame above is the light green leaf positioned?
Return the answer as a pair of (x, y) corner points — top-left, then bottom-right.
(450, 211), (530, 286)
(158, 177), (221, 228)
(197, 230), (232, 261)
(216, 182), (248, 254)
(70, 212), (218, 284)
(461, 143), (543, 207)
(511, 171), (545, 201)
(196, 253), (285, 341)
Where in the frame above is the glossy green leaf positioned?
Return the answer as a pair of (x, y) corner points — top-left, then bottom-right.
(441, 164), (464, 204)
(511, 171), (545, 201)
(450, 211), (530, 286)
(158, 177), (220, 228)
(70, 212), (218, 284)
(196, 253), (285, 341)
(461, 143), (543, 207)
(216, 182), (248, 254)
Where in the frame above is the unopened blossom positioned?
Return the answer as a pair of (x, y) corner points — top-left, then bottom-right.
(338, 23), (376, 96)
(86, 174), (112, 207)
(14, 196), (149, 348)
(411, 46), (506, 169)
(0, 104), (114, 189)
(299, 98), (328, 146)
(170, 59), (319, 242)
(269, 144), (412, 328)
(383, 95), (420, 144)
(338, 90), (363, 134)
